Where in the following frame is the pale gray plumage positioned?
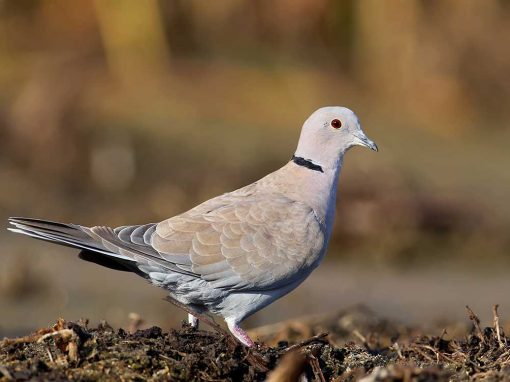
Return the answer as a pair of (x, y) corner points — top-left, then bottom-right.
(8, 106), (377, 347)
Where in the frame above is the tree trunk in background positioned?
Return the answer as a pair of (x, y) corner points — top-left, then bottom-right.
(93, 0), (170, 84)
(353, 0), (419, 99)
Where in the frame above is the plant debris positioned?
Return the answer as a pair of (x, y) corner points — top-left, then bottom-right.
(1, 306), (509, 381)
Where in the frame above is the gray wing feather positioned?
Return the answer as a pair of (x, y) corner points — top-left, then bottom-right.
(89, 225), (197, 277)
(152, 194), (325, 291)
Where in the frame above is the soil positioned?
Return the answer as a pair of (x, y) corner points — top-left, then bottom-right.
(0, 306), (509, 381)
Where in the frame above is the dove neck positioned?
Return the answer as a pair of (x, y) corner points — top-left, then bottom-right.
(320, 155), (344, 232)
(270, 154), (344, 232)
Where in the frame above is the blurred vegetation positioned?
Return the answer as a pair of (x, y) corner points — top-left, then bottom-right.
(0, 0), (509, 270)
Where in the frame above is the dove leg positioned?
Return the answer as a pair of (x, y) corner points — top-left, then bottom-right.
(225, 317), (255, 348)
(164, 297), (229, 336)
(188, 313), (199, 329)
(165, 296), (255, 348)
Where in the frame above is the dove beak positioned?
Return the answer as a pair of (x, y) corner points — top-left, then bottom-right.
(353, 134), (378, 152)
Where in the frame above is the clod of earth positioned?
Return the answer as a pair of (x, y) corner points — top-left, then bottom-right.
(0, 306), (509, 381)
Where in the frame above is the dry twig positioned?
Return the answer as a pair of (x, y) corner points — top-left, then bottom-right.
(466, 306), (485, 343)
(284, 332), (329, 353)
(493, 304), (505, 348)
(308, 354), (326, 382)
(352, 329), (367, 344)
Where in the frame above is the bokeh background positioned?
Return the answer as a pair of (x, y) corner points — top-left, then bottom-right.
(1, 0), (510, 337)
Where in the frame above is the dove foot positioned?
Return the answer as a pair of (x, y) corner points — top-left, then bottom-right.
(188, 314), (199, 329)
(226, 317), (254, 347)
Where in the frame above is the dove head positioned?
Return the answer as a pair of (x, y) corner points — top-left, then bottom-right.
(294, 106), (377, 171)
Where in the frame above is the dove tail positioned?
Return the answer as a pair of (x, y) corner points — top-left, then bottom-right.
(8, 217), (148, 275)
(7, 217), (131, 262)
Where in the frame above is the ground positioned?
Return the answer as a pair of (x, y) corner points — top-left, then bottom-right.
(0, 306), (509, 381)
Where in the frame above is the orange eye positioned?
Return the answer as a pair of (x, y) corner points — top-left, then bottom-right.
(331, 119), (342, 129)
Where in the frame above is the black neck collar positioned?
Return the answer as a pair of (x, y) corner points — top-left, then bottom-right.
(291, 155), (324, 173)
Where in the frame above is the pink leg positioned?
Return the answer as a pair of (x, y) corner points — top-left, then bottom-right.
(225, 318), (255, 347)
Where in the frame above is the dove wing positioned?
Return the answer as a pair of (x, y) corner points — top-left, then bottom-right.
(85, 190), (325, 291)
(151, 193), (326, 291)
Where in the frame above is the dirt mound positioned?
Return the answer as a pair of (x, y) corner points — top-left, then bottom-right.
(0, 307), (508, 381)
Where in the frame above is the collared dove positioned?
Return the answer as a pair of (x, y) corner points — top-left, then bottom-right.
(8, 106), (377, 347)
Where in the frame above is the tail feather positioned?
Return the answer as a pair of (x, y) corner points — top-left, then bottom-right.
(8, 217), (198, 279)
(9, 217), (94, 243)
(7, 217), (132, 261)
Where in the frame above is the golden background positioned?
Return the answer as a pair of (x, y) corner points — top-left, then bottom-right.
(1, 0), (509, 336)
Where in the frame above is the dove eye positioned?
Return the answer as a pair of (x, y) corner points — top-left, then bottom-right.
(331, 119), (342, 129)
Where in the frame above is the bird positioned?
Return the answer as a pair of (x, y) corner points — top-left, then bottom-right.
(8, 106), (377, 347)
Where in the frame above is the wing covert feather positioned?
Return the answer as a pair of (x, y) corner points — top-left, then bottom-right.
(90, 191), (326, 291)
(152, 194), (325, 291)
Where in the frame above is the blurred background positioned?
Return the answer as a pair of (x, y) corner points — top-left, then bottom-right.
(1, 0), (510, 337)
